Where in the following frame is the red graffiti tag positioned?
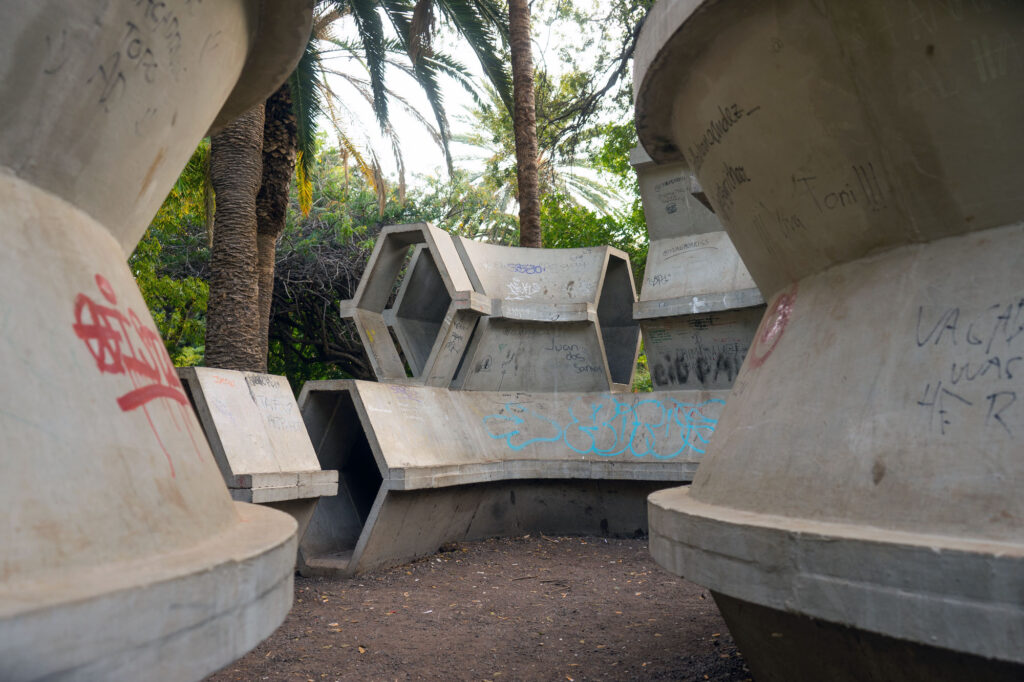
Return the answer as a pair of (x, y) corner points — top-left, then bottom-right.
(748, 283), (797, 369)
(72, 273), (203, 475)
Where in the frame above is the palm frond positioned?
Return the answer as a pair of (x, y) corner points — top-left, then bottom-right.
(433, 0), (512, 113)
(289, 40), (325, 217)
(337, 0), (390, 128)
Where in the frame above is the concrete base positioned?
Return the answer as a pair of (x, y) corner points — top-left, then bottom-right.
(713, 592), (1024, 682)
(0, 503), (296, 682)
(299, 479), (665, 576)
(648, 487), (1024, 674)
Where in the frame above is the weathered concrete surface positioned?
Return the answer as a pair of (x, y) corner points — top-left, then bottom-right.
(630, 148), (764, 391)
(340, 223), (489, 386)
(295, 380), (726, 575)
(636, 0), (1024, 676)
(0, 1), (312, 254)
(0, 1), (311, 679)
(179, 367), (338, 504)
(630, 146), (720, 241)
(641, 308), (763, 391)
(341, 223), (641, 392)
(451, 238), (641, 392)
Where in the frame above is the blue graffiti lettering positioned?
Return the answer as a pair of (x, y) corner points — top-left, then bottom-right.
(483, 396), (725, 459)
(506, 262), (546, 275)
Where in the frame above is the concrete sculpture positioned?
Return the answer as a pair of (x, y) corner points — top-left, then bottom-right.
(178, 367), (338, 536)
(339, 223), (490, 387)
(296, 380), (726, 575)
(303, 217), (738, 574)
(341, 222), (641, 392)
(0, 2), (311, 680)
(630, 147), (764, 392)
(635, 0), (1024, 679)
(449, 236), (641, 392)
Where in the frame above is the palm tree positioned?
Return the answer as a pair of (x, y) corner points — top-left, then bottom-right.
(206, 105), (267, 371)
(455, 79), (623, 220)
(205, 0), (512, 372)
(508, 0), (541, 248)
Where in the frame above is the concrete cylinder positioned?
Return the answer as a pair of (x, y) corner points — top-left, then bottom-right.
(635, 0), (1024, 678)
(0, 2), (311, 680)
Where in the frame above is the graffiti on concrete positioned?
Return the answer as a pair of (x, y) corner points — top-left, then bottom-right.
(483, 395), (725, 459)
(915, 297), (1024, 437)
(72, 273), (202, 474)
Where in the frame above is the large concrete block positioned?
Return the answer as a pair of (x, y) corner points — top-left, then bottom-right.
(342, 223), (642, 392)
(295, 380), (727, 575)
(0, 2), (311, 679)
(178, 367), (338, 505)
(630, 148), (764, 392)
(635, 0), (1024, 678)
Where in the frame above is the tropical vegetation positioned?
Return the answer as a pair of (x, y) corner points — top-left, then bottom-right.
(133, 0), (656, 391)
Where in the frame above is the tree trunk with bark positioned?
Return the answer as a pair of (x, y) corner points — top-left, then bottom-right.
(205, 104), (266, 372)
(508, 0), (542, 248)
(255, 82), (299, 365)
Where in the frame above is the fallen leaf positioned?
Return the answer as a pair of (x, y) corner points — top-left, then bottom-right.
(358, 646), (367, 654)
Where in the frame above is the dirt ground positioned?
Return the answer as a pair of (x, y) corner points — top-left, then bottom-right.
(206, 535), (751, 682)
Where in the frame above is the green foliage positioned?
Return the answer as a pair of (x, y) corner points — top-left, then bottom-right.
(130, 143), (211, 366)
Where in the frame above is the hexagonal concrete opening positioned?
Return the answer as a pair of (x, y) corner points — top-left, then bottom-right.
(391, 246), (453, 376)
(598, 254), (641, 386)
(344, 223), (481, 386)
(298, 386), (383, 571)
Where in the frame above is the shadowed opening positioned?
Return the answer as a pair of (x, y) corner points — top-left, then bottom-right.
(298, 387), (383, 570)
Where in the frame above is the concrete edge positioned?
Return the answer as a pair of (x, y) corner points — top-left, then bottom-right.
(0, 503), (297, 680)
(647, 487), (1024, 664)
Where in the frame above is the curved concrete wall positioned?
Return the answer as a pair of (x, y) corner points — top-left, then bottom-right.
(636, 0), (1024, 678)
(296, 380), (727, 575)
(0, 2), (311, 679)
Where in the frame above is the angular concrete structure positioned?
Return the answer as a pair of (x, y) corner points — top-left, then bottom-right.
(296, 380), (727, 575)
(635, 0), (1024, 679)
(450, 238), (641, 392)
(630, 147), (764, 391)
(0, 2), (311, 680)
(341, 223), (641, 392)
(340, 223), (491, 387)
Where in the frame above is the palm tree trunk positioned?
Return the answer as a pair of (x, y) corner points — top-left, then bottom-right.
(206, 104), (266, 372)
(508, 0), (542, 248)
(255, 82), (299, 365)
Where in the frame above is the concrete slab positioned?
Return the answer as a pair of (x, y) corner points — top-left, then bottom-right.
(450, 239), (641, 391)
(179, 367), (339, 504)
(629, 150), (764, 393)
